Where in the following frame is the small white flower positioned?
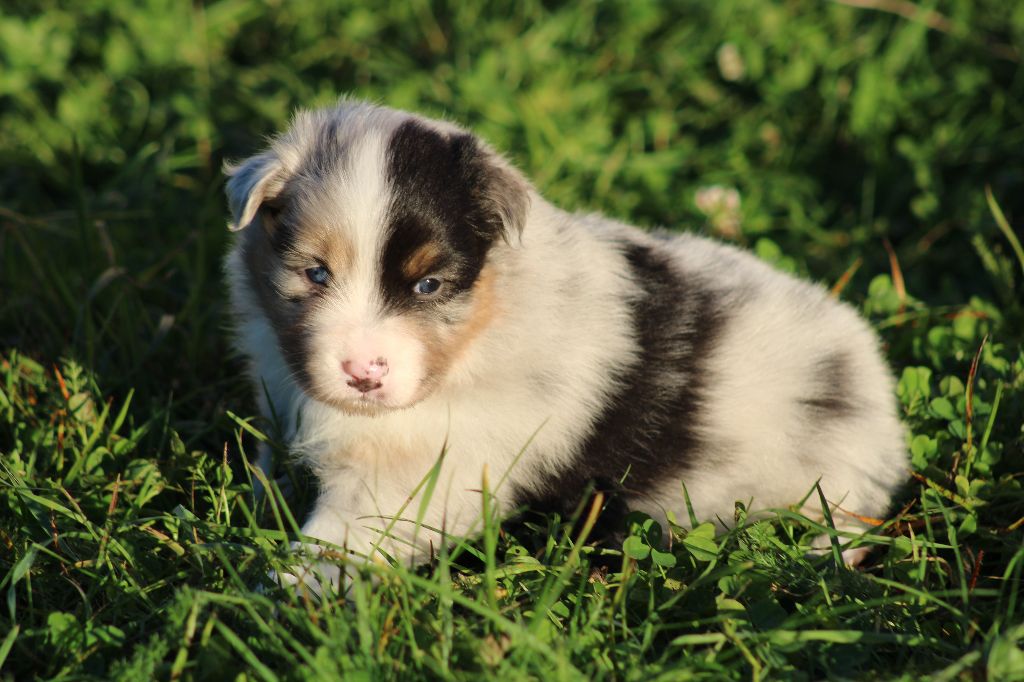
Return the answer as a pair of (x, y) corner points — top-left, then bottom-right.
(695, 185), (740, 215)
(716, 43), (745, 82)
(695, 185), (742, 238)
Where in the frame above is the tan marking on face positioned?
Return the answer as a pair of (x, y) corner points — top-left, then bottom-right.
(402, 242), (443, 280)
(288, 216), (355, 274)
(412, 263), (500, 399)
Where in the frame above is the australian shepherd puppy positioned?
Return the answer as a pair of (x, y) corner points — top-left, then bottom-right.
(224, 100), (907, 587)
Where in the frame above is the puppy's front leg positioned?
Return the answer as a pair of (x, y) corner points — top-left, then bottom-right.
(277, 487), (409, 596)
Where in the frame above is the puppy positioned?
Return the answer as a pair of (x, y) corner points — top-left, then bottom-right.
(224, 100), (907, 585)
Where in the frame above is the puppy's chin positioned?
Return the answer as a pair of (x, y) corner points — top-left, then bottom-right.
(303, 380), (436, 418)
(327, 396), (415, 418)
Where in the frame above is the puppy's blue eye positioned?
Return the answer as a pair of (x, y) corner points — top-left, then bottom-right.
(413, 277), (442, 296)
(305, 266), (330, 285)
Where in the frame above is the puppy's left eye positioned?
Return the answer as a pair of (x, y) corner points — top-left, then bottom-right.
(413, 277), (442, 296)
(305, 266), (330, 285)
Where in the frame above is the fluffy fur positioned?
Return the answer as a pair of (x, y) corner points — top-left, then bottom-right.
(224, 100), (907, 585)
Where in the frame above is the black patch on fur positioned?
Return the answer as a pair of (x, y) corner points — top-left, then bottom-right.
(264, 211), (298, 256)
(238, 230), (321, 392)
(301, 116), (347, 179)
(800, 352), (856, 418)
(380, 120), (510, 311)
(510, 242), (727, 530)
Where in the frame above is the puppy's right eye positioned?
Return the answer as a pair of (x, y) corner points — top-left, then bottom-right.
(305, 266), (330, 285)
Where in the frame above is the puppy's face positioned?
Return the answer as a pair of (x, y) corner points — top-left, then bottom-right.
(226, 105), (529, 414)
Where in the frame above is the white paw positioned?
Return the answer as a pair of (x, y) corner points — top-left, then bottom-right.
(809, 533), (873, 567)
(268, 545), (346, 599)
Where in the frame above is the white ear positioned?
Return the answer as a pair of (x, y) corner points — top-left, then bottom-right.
(223, 152), (288, 231)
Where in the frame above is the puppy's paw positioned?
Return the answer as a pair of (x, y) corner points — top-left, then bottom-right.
(808, 532), (874, 567)
(264, 538), (351, 600)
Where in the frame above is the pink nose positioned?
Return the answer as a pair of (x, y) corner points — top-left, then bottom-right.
(342, 357), (389, 393)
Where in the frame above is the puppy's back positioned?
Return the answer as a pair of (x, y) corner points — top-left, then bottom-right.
(635, 231), (906, 526)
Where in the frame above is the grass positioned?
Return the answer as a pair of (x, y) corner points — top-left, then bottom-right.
(1, 0), (1023, 679)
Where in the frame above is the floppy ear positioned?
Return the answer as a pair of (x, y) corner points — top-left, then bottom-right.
(456, 137), (531, 243)
(477, 150), (531, 243)
(223, 152), (289, 232)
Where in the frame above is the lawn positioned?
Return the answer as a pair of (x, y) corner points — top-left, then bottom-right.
(1, 1), (1023, 679)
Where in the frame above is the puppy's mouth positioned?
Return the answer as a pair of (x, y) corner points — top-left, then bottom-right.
(346, 377), (383, 393)
(307, 382), (420, 417)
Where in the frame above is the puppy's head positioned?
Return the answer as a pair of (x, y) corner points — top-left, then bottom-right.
(226, 102), (530, 414)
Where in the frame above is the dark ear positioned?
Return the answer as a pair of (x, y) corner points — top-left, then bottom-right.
(473, 145), (531, 243)
(223, 152), (289, 231)
(459, 138), (531, 244)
